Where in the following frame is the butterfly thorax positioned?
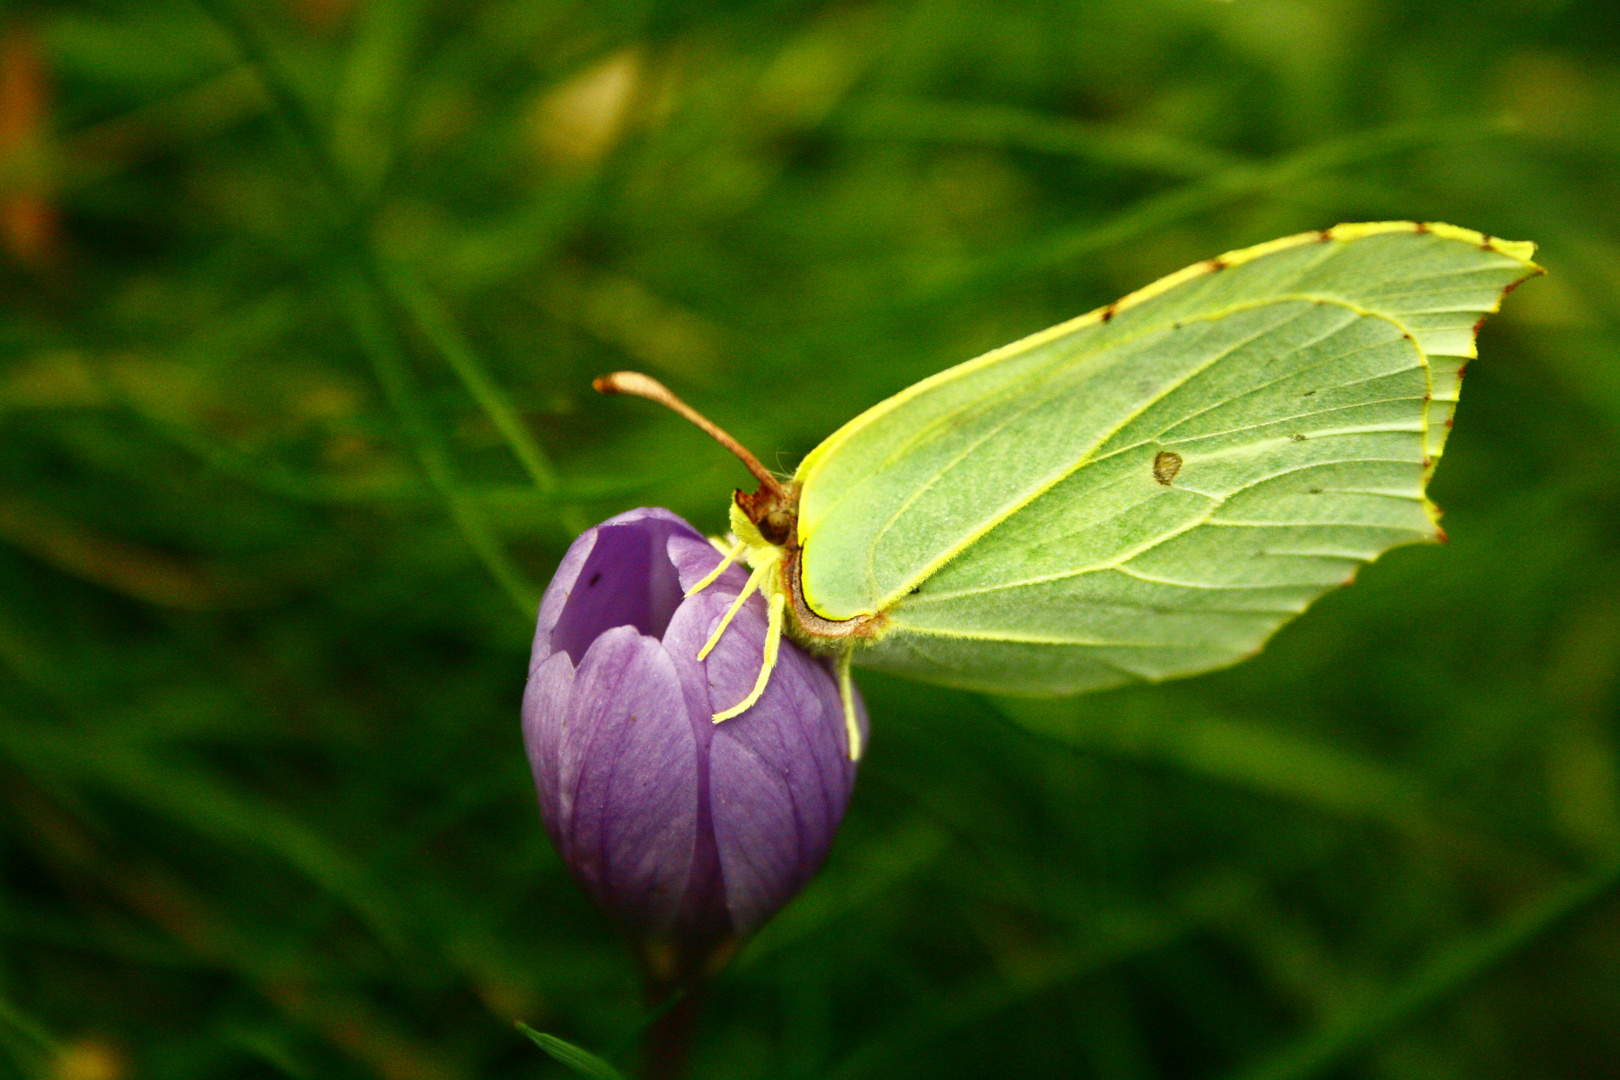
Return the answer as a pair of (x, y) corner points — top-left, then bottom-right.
(730, 483), (888, 649)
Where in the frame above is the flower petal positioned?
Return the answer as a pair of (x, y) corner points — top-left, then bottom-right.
(709, 638), (862, 935)
(550, 513), (697, 662)
(659, 584), (728, 742)
(526, 507), (864, 957)
(682, 588), (772, 722)
(531, 528), (594, 674)
(564, 624), (699, 934)
(667, 530), (751, 596)
(522, 650), (576, 844)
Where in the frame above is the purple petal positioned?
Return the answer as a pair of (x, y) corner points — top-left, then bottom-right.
(710, 646), (856, 935)
(522, 650), (576, 844)
(709, 733), (804, 936)
(564, 624), (699, 933)
(703, 625), (868, 939)
(683, 590), (775, 724)
(667, 531), (752, 596)
(549, 511), (703, 663)
(531, 528), (594, 673)
(658, 586), (730, 747)
(658, 533), (755, 724)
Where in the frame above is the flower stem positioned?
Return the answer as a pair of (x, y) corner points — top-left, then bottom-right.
(639, 985), (704, 1080)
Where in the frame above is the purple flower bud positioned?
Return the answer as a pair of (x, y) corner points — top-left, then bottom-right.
(522, 508), (865, 983)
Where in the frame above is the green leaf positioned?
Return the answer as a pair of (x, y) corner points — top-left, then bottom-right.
(515, 1023), (629, 1080)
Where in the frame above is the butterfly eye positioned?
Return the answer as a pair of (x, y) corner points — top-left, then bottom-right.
(760, 509), (795, 546)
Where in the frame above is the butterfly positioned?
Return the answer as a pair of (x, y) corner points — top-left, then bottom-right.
(598, 222), (1541, 759)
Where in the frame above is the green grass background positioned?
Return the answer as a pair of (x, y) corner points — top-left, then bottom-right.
(3, 0), (1620, 1077)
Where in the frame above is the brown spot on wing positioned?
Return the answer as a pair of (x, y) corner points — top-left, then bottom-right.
(1152, 450), (1183, 485)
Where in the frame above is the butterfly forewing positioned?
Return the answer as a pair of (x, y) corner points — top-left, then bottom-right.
(791, 224), (1538, 694)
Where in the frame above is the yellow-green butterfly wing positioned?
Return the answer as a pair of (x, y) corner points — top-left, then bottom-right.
(792, 222), (1540, 694)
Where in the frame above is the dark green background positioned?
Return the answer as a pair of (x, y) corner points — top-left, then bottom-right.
(3, 0), (1619, 1077)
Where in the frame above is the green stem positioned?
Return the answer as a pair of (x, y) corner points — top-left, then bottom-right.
(638, 986), (703, 1080)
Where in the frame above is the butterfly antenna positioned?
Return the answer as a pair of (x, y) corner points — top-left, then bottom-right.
(594, 372), (786, 499)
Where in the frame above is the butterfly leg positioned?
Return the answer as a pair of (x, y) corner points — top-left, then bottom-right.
(837, 650), (862, 761)
(712, 588), (785, 723)
(697, 562), (764, 661)
(686, 538), (747, 597)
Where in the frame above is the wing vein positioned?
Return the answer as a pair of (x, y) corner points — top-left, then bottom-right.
(1130, 313), (1390, 440)
(870, 301), (1335, 605)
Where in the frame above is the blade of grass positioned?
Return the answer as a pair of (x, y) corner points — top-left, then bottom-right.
(0, 990), (56, 1078)
(10, 775), (465, 1080)
(329, 0), (433, 200)
(189, 0), (559, 504)
(995, 695), (1511, 868)
(187, 0), (351, 224)
(844, 98), (1242, 177)
(824, 873), (1257, 1080)
(516, 1024), (629, 1080)
(81, 365), (658, 509)
(736, 819), (951, 965)
(379, 262), (557, 495)
(897, 113), (1520, 305)
(2, 713), (415, 955)
(339, 274), (539, 619)
(1221, 851), (1620, 1080)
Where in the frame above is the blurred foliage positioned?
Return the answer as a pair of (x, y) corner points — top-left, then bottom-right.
(2, 0), (1619, 1077)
